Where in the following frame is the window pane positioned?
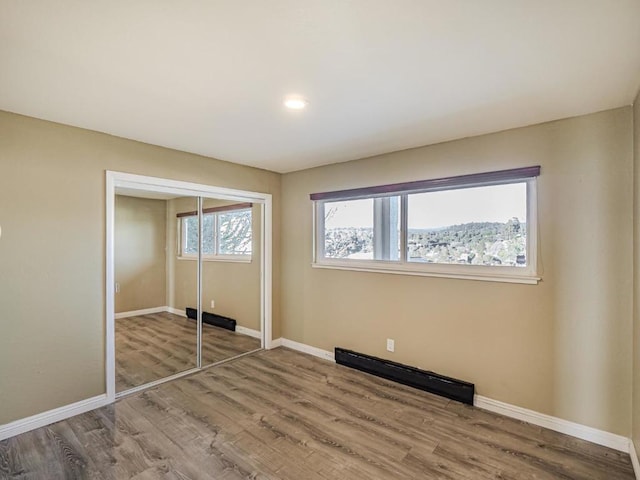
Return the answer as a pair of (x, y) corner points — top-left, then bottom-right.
(407, 183), (527, 267)
(323, 198), (374, 259)
(323, 197), (400, 261)
(182, 214), (214, 255)
(183, 216), (199, 255)
(202, 213), (214, 255)
(218, 209), (252, 255)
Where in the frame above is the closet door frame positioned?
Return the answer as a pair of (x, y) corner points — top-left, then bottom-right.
(105, 171), (273, 402)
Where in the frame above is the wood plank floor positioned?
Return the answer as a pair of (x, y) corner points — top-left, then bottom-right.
(0, 348), (634, 479)
(116, 312), (261, 392)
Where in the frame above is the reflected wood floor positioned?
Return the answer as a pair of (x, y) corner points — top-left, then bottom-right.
(0, 348), (634, 479)
(116, 312), (260, 392)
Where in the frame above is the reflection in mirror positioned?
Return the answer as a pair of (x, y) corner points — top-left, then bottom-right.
(200, 199), (262, 366)
(114, 190), (197, 392)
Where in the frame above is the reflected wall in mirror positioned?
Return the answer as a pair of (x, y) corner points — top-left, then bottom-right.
(114, 190), (197, 392)
(192, 198), (261, 366)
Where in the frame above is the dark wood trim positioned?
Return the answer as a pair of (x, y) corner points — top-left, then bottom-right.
(310, 166), (540, 201)
(176, 202), (253, 218)
(176, 211), (197, 218)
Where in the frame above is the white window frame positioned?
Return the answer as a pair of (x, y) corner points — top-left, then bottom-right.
(179, 207), (253, 263)
(313, 177), (539, 285)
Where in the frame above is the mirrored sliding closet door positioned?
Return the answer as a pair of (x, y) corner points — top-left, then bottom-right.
(114, 190), (198, 393)
(199, 198), (262, 368)
(112, 179), (265, 397)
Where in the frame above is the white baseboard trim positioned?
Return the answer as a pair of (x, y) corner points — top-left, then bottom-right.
(115, 306), (168, 319)
(630, 440), (640, 479)
(278, 338), (335, 362)
(474, 395), (630, 453)
(269, 337), (282, 348)
(236, 326), (261, 339)
(166, 307), (186, 317)
(0, 394), (109, 441)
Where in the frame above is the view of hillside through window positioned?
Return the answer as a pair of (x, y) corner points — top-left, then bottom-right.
(322, 182), (527, 267)
(324, 198), (374, 259)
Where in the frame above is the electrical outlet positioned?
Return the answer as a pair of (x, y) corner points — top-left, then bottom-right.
(210, 300), (215, 309)
(115, 282), (120, 293)
(386, 338), (395, 352)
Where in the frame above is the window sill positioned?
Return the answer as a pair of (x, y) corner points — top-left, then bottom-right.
(312, 261), (540, 285)
(178, 255), (252, 264)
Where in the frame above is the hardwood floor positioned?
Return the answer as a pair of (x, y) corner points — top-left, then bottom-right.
(116, 312), (261, 392)
(0, 348), (634, 479)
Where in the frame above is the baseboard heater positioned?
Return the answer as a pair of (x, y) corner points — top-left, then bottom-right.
(334, 347), (475, 405)
(185, 308), (237, 332)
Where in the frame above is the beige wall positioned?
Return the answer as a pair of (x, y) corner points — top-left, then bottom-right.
(633, 89), (640, 457)
(0, 110), (281, 424)
(281, 107), (634, 436)
(114, 195), (167, 313)
(166, 198), (261, 331)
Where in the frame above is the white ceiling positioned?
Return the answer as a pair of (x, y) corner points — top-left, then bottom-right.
(1, 1), (639, 173)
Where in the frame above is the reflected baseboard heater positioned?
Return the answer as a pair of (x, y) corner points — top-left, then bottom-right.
(185, 308), (237, 332)
(334, 347), (475, 405)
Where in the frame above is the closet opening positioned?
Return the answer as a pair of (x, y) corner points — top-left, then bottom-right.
(105, 172), (273, 400)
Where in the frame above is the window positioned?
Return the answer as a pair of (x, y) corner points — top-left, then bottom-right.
(322, 197), (400, 261)
(312, 167), (539, 284)
(179, 204), (252, 261)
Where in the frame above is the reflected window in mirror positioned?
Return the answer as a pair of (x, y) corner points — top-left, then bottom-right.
(179, 203), (252, 261)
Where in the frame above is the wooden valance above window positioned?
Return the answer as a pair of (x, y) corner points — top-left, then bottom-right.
(309, 166), (541, 201)
(176, 202), (253, 218)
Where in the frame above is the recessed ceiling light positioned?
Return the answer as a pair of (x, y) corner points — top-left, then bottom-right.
(284, 96), (308, 110)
